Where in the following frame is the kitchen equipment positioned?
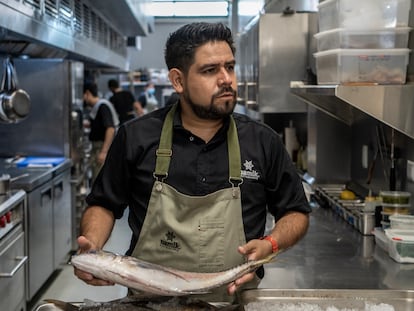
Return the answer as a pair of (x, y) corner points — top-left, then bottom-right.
(0, 58), (86, 251)
(0, 158), (72, 302)
(314, 183), (375, 235)
(318, 0), (412, 31)
(0, 173), (29, 195)
(240, 289), (414, 310)
(0, 58), (30, 123)
(389, 215), (414, 230)
(315, 27), (412, 51)
(314, 48), (410, 85)
(237, 12), (312, 114)
(380, 190), (411, 204)
(390, 128), (396, 190)
(385, 229), (414, 263)
(0, 189), (27, 311)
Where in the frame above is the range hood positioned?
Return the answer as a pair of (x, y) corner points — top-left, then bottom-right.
(0, 0), (151, 70)
(291, 82), (414, 139)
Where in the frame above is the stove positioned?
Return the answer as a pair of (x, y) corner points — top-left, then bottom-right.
(0, 189), (27, 311)
(314, 184), (376, 235)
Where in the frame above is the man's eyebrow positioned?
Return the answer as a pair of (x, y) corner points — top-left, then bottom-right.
(199, 60), (236, 70)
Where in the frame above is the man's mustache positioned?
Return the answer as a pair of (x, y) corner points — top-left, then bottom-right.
(213, 86), (236, 98)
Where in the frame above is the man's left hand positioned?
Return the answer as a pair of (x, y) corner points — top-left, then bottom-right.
(227, 239), (273, 295)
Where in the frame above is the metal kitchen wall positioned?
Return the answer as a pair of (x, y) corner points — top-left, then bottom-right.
(291, 3), (414, 198)
(0, 58), (87, 254)
(0, 59), (84, 160)
(237, 12), (315, 114)
(236, 5), (414, 198)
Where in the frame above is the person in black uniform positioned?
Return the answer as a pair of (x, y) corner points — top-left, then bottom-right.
(107, 79), (143, 124)
(83, 82), (119, 181)
(75, 23), (311, 301)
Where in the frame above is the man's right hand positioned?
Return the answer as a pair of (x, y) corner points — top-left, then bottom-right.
(73, 236), (115, 286)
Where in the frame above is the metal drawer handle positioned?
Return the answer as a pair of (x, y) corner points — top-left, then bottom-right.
(0, 256), (27, 278)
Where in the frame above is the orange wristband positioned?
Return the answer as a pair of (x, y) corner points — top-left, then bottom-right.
(260, 235), (279, 253)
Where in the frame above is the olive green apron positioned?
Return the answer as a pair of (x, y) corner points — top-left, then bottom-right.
(130, 104), (257, 302)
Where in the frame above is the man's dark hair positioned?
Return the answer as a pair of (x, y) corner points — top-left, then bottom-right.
(84, 82), (98, 97)
(108, 79), (119, 89)
(164, 22), (235, 74)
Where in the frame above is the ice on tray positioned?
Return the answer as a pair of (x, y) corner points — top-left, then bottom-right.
(244, 301), (395, 311)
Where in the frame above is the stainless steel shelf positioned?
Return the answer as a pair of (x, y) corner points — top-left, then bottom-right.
(290, 82), (414, 139)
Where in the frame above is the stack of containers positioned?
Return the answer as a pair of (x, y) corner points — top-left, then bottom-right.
(314, 0), (412, 85)
(379, 191), (414, 263)
(380, 191), (411, 229)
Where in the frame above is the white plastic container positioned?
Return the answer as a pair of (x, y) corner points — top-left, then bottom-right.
(389, 215), (414, 230)
(373, 227), (389, 252)
(385, 229), (414, 263)
(314, 48), (410, 85)
(318, 0), (411, 32)
(314, 28), (411, 51)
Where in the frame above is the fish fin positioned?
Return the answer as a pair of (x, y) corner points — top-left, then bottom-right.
(43, 299), (79, 311)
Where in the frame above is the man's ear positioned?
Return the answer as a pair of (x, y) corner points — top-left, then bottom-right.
(168, 69), (184, 93)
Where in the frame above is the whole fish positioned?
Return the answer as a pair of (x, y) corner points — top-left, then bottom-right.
(40, 296), (240, 311)
(71, 250), (280, 296)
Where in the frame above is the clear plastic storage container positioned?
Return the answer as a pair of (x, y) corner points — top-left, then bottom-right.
(380, 190), (411, 204)
(314, 48), (410, 85)
(389, 215), (414, 230)
(385, 229), (414, 263)
(314, 28), (411, 51)
(318, 0), (411, 32)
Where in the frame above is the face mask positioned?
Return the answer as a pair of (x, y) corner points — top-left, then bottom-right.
(147, 88), (155, 96)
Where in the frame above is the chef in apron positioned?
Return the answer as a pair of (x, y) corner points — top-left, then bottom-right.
(128, 103), (258, 302)
(75, 22), (310, 304)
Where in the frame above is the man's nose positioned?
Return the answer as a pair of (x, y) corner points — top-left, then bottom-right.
(218, 69), (232, 85)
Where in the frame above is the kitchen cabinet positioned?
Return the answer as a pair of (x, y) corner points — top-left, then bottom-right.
(3, 160), (73, 301)
(27, 179), (54, 301)
(52, 168), (72, 269)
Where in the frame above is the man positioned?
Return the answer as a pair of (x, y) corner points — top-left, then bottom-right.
(83, 82), (119, 181)
(137, 82), (159, 113)
(108, 79), (144, 124)
(75, 23), (310, 302)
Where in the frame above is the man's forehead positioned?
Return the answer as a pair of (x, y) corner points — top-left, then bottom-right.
(193, 41), (235, 64)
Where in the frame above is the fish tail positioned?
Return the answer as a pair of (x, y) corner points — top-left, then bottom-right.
(254, 249), (283, 265)
(43, 299), (79, 311)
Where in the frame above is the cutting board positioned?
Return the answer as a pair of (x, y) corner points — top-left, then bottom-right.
(15, 157), (66, 167)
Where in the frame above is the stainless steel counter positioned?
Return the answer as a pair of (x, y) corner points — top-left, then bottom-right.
(259, 205), (414, 290)
(0, 158), (71, 191)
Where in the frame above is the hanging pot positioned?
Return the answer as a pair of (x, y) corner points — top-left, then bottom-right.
(0, 58), (31, 123)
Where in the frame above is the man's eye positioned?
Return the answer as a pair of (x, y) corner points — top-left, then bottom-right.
(203, 68), (216, 74)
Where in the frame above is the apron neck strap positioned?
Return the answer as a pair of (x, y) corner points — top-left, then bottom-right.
(154, 104), (242, 185)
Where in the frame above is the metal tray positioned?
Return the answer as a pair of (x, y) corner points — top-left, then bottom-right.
(239, 289), (414, 311)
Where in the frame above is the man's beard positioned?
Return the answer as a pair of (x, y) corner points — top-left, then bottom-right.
(184, 86), (236, 120)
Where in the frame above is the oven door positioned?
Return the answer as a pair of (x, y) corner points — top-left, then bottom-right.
(0, 224), (27, 311)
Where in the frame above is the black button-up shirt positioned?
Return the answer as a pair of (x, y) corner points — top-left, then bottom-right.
(86, 104), (311, 256)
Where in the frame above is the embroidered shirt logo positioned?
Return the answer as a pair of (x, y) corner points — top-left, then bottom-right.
(241, 160), (260, 180)
(160, 230), (181, 252)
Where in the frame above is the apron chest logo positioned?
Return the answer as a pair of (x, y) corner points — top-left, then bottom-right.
(160, 230), (181, 252)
